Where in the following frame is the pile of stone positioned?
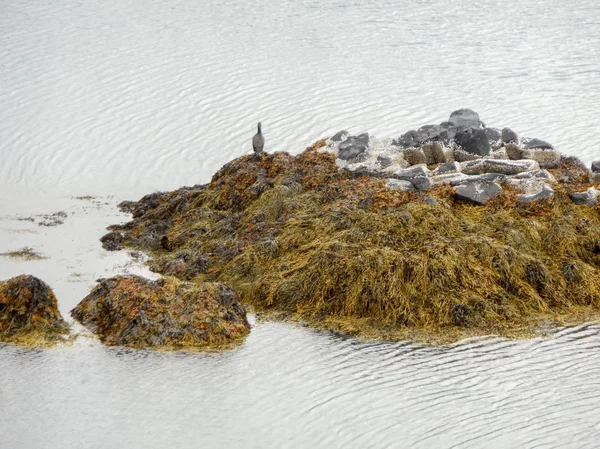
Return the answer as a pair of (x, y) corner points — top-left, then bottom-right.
(323, 109), (600, 206)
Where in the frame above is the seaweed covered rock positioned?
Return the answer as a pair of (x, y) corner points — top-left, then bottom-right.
(71, 275), (250, 350)
(0, 275), (69, 345)
(104, 138), (600, 343)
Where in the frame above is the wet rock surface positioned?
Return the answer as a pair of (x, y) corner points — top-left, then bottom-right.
(71, 275), (250, 349)
(0, 275), (69, 345)
(571, 188), (599, 206)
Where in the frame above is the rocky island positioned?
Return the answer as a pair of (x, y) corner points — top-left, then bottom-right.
(91, 109), (600, 344)
(0, 275), (69, 346)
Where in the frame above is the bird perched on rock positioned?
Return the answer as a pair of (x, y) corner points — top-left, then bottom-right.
(253, 122), (264, 158)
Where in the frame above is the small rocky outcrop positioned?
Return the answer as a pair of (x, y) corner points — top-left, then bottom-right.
(0, 275), (69, 345)
(323, 109), (595, 206)
(71, 275), (250, 350)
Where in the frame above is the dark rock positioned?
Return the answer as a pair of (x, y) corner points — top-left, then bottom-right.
(331, 130), (349, 142)
(377, 156), (393, 168)
(454, 181), (502, 205)
(416, 125), (449, 144)
(485, 127), (501, 142)
(100, 231), (123, 251)
(524, 138), (554, 150)
(570, 188), (598, 206)
(0, 275), (69, 343)
(392, 130), (419, 148)
(393, 165), (433, 190)
(516, 184), (555, 204)
(448, 109), (482, 129)
(338, 133), (369, 161)
(501, 128), (519, 144)
(454, 128), (491, 156)
(71, 275), (250, 349)
(592, 161), (600, 173)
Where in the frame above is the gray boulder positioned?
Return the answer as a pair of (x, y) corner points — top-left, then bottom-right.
(454, 128), (491, 157)
(434, 161), (461, 175)
(592, 161), (600, 173)
(393, 165), (433, 191)
(524, 138), (554, 150)
(432, 173), (469, 187)
(448, 109), (482, 129)
(516, 184), (555, 204)
(392, 130), (419, 148)
(331, 130), (349, 142)
(451, 173), (506, 186)
(377, 155), (393, 168)
(338, 133), (369, 161)
(501, 128), (519, 144)
(416, 125), (449, 144)
(570, 188), (599, 206)
(385, 179), (415, 191)
(454, 181), (502, 206)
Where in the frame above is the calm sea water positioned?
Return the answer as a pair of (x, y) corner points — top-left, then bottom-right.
(1, 0), (600, 447)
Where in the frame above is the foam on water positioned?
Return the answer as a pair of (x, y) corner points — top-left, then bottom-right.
(1, 0), (600, 448)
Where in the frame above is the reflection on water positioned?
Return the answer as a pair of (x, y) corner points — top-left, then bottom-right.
(2, 322), (600, 449)
(1, 0), (600, 447)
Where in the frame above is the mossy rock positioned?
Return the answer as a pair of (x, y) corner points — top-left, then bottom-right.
(103, 144), (600, 343)
(0, 275), (69, 346)
(71, 275), (250, 350)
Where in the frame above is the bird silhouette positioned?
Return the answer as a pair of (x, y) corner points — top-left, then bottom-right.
(253, 122), (264, 158)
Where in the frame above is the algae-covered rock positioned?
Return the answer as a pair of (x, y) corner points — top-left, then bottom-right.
(0, 275), (69, 345)
(104, 138), (600, 344)
(71, 275), (250, 350)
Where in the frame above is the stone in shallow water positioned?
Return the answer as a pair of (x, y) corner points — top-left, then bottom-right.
(454, 128), (491, 156)
(71, 275), (250, 349)
(570, 188), (599, 206)
(460, 159), (539, 176)
(392, 130), (419, 148)
(385, 179), (415, 191)
(331, 130), (349, 142)
(448, 108), (482, 129)
(592, 161), (600, 173)
(338, 133), (369, 161)
(454, 181), (502, 205)
(516, 183), (555, 204)
(0, 275), (69, 343)
(501, 127), (519, 144)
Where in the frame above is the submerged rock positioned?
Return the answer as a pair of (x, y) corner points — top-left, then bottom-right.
(71, 275), (250, 350)
(0, 275), (69, 345)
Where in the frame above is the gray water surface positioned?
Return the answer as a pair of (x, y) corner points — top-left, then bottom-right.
(2, 0), (600, 447)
